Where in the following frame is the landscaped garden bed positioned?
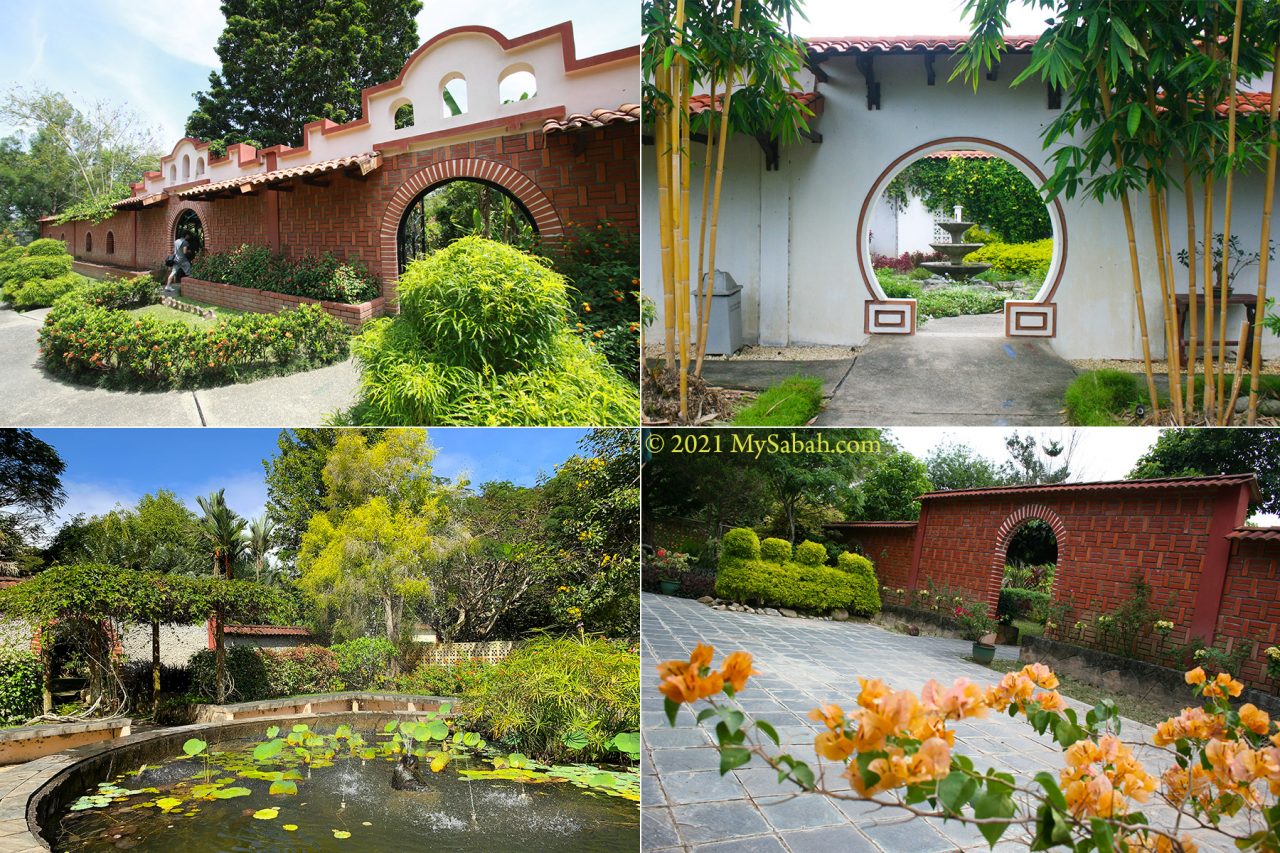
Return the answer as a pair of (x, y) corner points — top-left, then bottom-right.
(37, 276), (349, 389)
(179, 277), (386, 329)
(0, 238), (91, 310)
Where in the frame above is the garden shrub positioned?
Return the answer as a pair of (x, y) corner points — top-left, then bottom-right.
(39, 276), (349, 389)
(732, 376), (824, 426)
(1, 241), (80, 309)
(463, 635), (638, 763)
(351, 236), (638, 425)
(967, 239), (1054, 277)
(259, 645), (341, 696)
(760, 537), (792, 563)
(720, 527), (760, 560)
(997, 587), (1051, 622)
(25, 238), (68, 256)
(11, 273), (81, 310)
(191, 244), (380, 304)
(119, 661), (194, 708)
(0, 645), (41, 724)
(918, 287), (1008, 319)
(394, 658), (493, 696)
(1065, 369), (1144, 426)
(794, 540), (828, 567)
(716, 528), (882, 615)
(330, 636), (397, 689)
(189, 645), (272, 702)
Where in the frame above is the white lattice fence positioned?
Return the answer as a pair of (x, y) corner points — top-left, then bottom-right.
(418, 641), (516, 666)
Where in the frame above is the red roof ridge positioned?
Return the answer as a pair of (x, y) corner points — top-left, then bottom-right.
(1225, 526), (1280, 542)
(826, 521), (919, 528)
(918, 473), (1260, 502)
(224, 624), (311, 636)
(807, 34), (1042, 54)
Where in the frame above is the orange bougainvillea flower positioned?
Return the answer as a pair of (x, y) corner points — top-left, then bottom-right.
(1239, 703), (1271, 736)
(1185, 667), (1207, 685)
(922, 677), (988, 720)
(657, 643), (726, 706)
(1202, 672), (1244, 700)
(720, 651), (759, 693)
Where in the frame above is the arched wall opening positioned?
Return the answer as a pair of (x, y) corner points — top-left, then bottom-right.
(441, 74), (468, 117)
(173, 209), (205, 256)
(396, 178), (537, 273)
(392, 98), (415, 129)
(499, 65), (537, 103)
(858, 138), (1068, 337)
(989, 503), (1067, 619)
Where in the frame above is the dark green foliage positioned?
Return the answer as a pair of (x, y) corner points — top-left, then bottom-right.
(925, 442), (1008, 491)
(884, 155), (1052, 243)
(352, 237), (638, 425)
(793, 539), (828, 567)
(330, 637), (397, 689)
(537, 220), (640, 381)
(856, 451), (932, 521)
(260, 645), (341, 696)
(759, 537), (792, 563)
(872, 271), (1008, 322)
(1065, 370), (1144, 426)
(39, 276), (349, 389)
(0, 646), (41, 724)
(190, 244), (380, 304)
(1006, 519), (1058, 567)
(715, 528), (882, 615)
(997, 587), (1051, 623)
(186, 0), (424, 148)
(189, 645), (271, 703)
(463, 635), (639, 763)
(1131, 428), (1280, 514)
(731, 376), (824, 426)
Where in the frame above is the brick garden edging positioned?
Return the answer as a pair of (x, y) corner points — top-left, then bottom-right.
(1021, 635), (1280, 717)
(179, 277), (386, 329)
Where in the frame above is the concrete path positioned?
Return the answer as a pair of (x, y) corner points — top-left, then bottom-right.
(816, 330), (1077, 426)
(641, 593), (1230, 853)
(0, 307), (360, 426)
(699, 359), (855, 396)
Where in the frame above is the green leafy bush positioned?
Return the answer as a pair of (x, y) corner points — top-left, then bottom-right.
(997, 587), (1051, 622)
(189, 645), (272, 703)
(720, 527), (760, 560)
(883, 155), (1052, 243)
(716, 528), (882, 615)
(394, 658), (493, 696)
(794, 540), (828, 567)
(1065, 369), (1144, 426)
(24, 238), (68, 256)
(191, 244), (379, 304)
(39, 276), (349, 388)
(463, 635), (638, 763)
(0, 645), (41, 724)
(1, 241), (80, 309)
(259, 645), (340, 696)
(760, 537), (792, 563)
(732, 376), (824, 426)
(351, 237), (638, 425)
(12, 273), (81, 310)
(967, 239), (1054, 277)
(918, 287), (1008, 319)
(330, 637), (397, 689)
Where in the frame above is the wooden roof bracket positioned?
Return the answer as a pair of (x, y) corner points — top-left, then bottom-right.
(855, 55), (881, 110)
(924, 52), (936, 86)
(755, 134), (780, 171)
(806, 55), (830, 84)
(986, 59), (1001, 82)
(1048, 83), (1063, 110)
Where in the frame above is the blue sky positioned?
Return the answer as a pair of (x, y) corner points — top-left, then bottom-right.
(0, 0), (639, 142)
(29, 427), (593, 533)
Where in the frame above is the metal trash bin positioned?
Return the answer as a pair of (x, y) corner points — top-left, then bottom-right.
(698, 270), (743, 356)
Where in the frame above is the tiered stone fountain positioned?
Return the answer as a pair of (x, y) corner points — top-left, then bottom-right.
(920, 210), (992, 279)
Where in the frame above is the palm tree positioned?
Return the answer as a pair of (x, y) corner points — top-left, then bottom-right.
(247, 515), (275, 584)
(196, 490), (247, 579)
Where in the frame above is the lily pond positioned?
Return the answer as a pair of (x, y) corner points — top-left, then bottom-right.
(54, 710), (639, 852)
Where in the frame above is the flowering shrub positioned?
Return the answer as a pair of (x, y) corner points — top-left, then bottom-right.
(191, 244), (380, 304)
(1268, 647), (1280, 683)
(660, 645), (1280, 851)
(649, 548), (691, 583)
(38, 276), (349, 388)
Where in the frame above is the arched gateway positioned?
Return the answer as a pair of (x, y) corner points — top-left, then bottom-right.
(43, 22), (640, 314)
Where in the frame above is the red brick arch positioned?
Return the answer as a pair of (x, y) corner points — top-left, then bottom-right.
(379, 158), (564, 284)
(987, 504), (1068, 609)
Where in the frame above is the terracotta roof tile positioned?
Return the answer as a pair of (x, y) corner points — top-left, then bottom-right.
(686, 91), (823, 116)
(110, 192), (168, 210)
(543, 104), (640, 133)
(1226, 527), (1280, 542)
(826, 521), (919, 529)
(924, 149), (996, 159)
(807, 34), (1040, 56)
(174, 152), (381, 199)
(918, 474), (1260, 502)
(225, 624), (312, 637)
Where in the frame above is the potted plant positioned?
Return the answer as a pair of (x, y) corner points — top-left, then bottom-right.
(651, 549), (690, 595)
(954, 598), (999, 664)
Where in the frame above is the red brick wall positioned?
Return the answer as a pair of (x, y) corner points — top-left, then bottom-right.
(1217, 540), (1280, 687)
(180, 278), (386, 328)
(841, 528), (916, 589)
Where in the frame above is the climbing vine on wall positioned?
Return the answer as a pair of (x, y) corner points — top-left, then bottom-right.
(883, 155), (1053, 244)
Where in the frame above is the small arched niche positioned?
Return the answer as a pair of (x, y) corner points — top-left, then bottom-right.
(169, 164), (177, 183)
(441, 73), (467, 117)
(106, 231), (115, 255)
(499, 64), (537, 104)
(391, 98), (415, 129)
(196, 157), (205, 176)
(182, 154), (191, 181)
(85, 232), (93, 253)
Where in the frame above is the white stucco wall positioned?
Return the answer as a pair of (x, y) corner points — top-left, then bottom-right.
(118, 623), (208, 667)
(642, 50), (1280, 359)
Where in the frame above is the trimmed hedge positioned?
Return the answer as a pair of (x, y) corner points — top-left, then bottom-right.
(967, 239), (1053, 277)
(794, 540), (828, 567)
(330, 637), (397, 689)
(12, 273), (81, 310)
(191, 243), (380, 304)
(39, 276), (349, 388)
(1, 241), (81, 309)
(997, 587), (1051, 622)
(716, 527), (882, 615)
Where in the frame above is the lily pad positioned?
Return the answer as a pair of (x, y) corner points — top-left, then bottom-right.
(283, 824), (298, 832)
(210, 787), (251, 800)
(332, 829), (352, 839)
(155, 797), (184, 812)
(269, 780), (298, 796)
(252, 808), (279, 820)
(182, 739), (207, 758)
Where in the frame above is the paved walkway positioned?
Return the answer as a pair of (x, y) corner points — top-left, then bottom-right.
(641, 594), (1231, 853)
(0, 307), (360, 426)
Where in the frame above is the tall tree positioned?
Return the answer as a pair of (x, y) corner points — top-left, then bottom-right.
(187, 0), (425, 149)
(195, 490), (247, 578)
(0, 429), (65, 570)
(1000, 432), (1075, 485)
(754, 430), (885, 542)
(925, 442), (1008, 491)
(247, 515), (275, 584)
(856, 451), (934, 521)
(1130, 428), (1280, 514)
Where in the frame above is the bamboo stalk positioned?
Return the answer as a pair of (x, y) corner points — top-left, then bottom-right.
(655, 62), (676, 369)
(1215, 0), (1245, 423)
(678, 67), (693, 419)
(1202, 169), (1217, 416)
(1223, 318), (1251, 423)
(1246, 45), (1280, 424)
(694, 78), (717, 355)
(1182, 165), (1199, 418)
(1147, 180), (1184, 422)
(1097, 65), (1160, 418)
(696, 0), (744, 373)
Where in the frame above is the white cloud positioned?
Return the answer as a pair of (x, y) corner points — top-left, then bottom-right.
(98, 0), (224, 68)
(48, 480), (143, 538)
(417, 0), (637, 56)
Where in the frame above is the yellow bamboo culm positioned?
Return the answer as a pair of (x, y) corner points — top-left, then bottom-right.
(1224, 318), (1252, 421)
(1182, 166), (1199, 419)
(694, 78), (718, 357)
(1246, 45), (1280, 424)
(655, 61), (676, 371)
(1215, 0), (1245, 424)
(1147, 182), (1183, 423)
(1202, 170), (1217, 417)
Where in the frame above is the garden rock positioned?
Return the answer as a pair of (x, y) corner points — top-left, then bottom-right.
(779, 608), (798, 618)
(830, 609), (849, 622)
(697, 596), (715, 605)
(764, 608), (780, 617)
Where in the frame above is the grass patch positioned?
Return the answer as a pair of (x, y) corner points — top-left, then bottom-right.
(173, 294), (245, 319)
(731, 376), (824, 425)
(1064, 369), (1144, 425)
(128, 304), (213, 328)
(874, 269), (1008, 324)
(1012, 618), (1044, 640)
(982, 658), (1181, 727)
